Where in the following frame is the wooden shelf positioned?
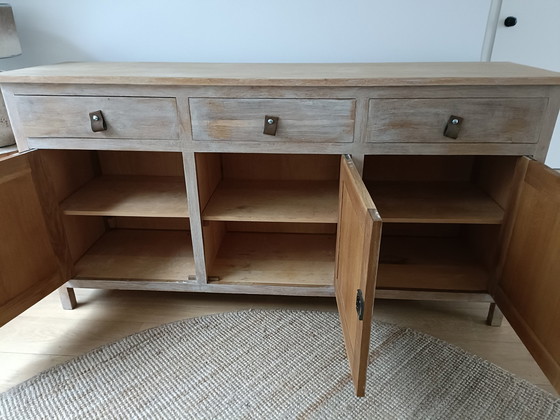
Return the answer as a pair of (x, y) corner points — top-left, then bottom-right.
(203, 180), (338, 223)
(74, 229), (194, 281)
(377, 236), (489, 292)
(366, 181), (504, 224)
(61, 175), (188, 217)
(209, 232), (336, 286)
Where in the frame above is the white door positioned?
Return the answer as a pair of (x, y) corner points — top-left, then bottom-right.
(491, 0), (560, 168)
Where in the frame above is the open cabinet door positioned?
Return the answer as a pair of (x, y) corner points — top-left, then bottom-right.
(335, 155), (382, 396)
(0, 151), (69, 326)
(493, 158), (560, 393)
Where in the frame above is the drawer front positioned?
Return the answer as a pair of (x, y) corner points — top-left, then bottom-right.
(15, 96), (180, 140)
(366, 98), (547, 143)
(190, 98), (356, 143)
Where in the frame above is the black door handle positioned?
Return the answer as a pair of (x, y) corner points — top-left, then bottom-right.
(504, 16), (517, 27)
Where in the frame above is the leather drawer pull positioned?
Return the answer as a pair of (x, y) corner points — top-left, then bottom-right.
(89, 110), (107, 132)
(443, 115), (463, 139)
(263, 115), (279, 136)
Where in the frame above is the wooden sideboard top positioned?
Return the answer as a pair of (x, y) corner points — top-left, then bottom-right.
(1, 62), (559, 87)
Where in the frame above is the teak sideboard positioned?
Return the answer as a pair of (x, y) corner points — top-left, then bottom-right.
(1, 62), (559, 396)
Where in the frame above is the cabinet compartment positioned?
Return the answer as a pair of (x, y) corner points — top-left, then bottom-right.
(197, 153), (340, 223)
(363, 155), (516, 225)
(197, 153), (340, 289)
(202, 179), (337, 223)
(41, 150), (195, 283)
(364, 155), (518, 296)
(190, 98), (356, 143)
(366, 97), (547, 144)
(377, 224), (498, 293)
(73, 224), (194, 282)
(203, 222), (336, 287)
(60, 174), (188, 218)
(364, 182), (504, 224)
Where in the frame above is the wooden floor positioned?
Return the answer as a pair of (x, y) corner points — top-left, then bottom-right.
(0, 289), (556, 396)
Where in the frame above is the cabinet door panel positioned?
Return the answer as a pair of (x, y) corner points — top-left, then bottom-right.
(335, 155), (382, 396)
(494, 158), (560, 392)
(0, 152), (67, 326)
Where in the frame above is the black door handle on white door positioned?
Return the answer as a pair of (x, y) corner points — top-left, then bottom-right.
(504, 16), (517, 27)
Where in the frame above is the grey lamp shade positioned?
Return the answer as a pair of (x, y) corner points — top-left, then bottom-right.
(0, 4), (21, 58)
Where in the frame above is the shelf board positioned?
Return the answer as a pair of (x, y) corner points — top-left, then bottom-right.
(366, 181), (504, 224)
(61, 175), (188, 217)
(74, 229), (195, 281)
(377, 236), (489, 292)
(209, 232), (336, 286)
(203, 180), (338, 223)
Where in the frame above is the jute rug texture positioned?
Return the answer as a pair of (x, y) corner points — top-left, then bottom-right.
(1, 310), (559, 419)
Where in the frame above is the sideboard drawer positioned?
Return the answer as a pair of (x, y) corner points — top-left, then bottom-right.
(15, 95), (180, 140)
(190, 98), (356, 143)
(366, 98), (547, 144)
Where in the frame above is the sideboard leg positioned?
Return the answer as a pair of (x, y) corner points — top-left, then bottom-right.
(486, 302), (503, 327)
(58, 286), (77, 310)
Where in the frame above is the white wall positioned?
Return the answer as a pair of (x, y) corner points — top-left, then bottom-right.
(2, 0), (490, 69)
(491, 0), (560, 168)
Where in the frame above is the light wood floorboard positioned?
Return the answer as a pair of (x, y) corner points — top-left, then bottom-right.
(0, 289), (556, 396)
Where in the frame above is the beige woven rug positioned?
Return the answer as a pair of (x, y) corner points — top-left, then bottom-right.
(1, 310), (559, 419)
